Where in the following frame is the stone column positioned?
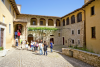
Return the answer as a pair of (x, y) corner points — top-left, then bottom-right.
(37, 18), (40, 26)
(54, 19), (56, 27)
(46, 19), (48, 27)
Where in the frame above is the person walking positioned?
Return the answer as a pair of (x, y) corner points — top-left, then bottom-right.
(39, 41), (43, 55)
(14, 31), (17, 39)
(36, 40), (39, 53)
(15, 37), (18, 48)
(17, 30), (21, 40)
(25, 40), (28, 50)
(43, 41), (48, 56)
(20, 39), (23, 49)
(31, 41), (34, 51)
(50, 41), (53, 52)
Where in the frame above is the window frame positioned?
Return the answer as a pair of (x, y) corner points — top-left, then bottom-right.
(77, 29), (80, 35)
(91, 6), (95, 16)
(91, 27), (96, 38)
(71, 15), (75, 24)
(9, 4), (11, 13)
(66, 17), (69, 25)
(40, 21), (43, 25)
(3, 16), (5, 23)
(72, 39), (74, 44)
(63, 19), (65, 26)
(9, 23), (11, 34)
(72, 30), (74, 35)
(77, 12), (82, 22)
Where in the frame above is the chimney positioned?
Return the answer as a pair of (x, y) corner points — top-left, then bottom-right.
(84, 0), (90, 4)
(17, 4), (21, 13)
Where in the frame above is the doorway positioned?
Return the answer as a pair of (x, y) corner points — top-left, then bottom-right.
(50, 38), (54, 44)
(28, 34), (33, 45)
(0, 28), (4, 47)
(63, 37), (64, 45)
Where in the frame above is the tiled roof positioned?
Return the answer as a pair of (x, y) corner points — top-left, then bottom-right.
(61, 0), (95, 18)
(9, 0), (20, 15)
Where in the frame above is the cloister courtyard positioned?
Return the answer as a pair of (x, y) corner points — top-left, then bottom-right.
(0, 45), (94, 67)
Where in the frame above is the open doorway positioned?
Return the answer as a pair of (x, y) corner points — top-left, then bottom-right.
(28, 34), (33, 45)
(50, 38), (54, 44)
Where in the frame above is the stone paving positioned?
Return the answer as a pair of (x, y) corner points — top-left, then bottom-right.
(0, 47), (94, 67)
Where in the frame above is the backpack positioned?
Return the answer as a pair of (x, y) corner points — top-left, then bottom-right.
(36, 44), (38, 47)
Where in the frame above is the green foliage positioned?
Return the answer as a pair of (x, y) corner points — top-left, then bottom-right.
(0, 47), (3, 51)
(28, 27), (59, 31)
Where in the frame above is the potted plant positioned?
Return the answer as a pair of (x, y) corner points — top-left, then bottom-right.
(0, 47), (3, 51)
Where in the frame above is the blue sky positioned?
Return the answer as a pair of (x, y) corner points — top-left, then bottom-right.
(15, 0), (84, 17)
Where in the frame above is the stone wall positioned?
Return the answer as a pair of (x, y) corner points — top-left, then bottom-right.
(62, 48), (100, 67)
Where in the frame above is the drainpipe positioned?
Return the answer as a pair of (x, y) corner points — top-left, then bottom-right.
(82, 8), (86, 49)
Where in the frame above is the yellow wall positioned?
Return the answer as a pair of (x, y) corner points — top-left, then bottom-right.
(62, 9), (84, 24)
(85, 0), (100, 54)
(0, 0), (17, 49)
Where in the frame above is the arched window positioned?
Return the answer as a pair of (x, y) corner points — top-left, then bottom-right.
(30, 18), (37, 25)
(63, 19), (65, 26)
(66, 17), (69, 25)
(56, 19), (60, 26)
(71, 15), (75, 24)
(77, 12), (82, 22)
(48, 19), (54, 26)
(40, 18), (46, 26)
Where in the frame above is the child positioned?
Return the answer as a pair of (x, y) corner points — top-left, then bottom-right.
(25, 41), (28, 50)
(15, 37), (18, 48)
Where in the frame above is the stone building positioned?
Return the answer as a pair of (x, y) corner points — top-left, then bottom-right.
(0, 0), (100, 56)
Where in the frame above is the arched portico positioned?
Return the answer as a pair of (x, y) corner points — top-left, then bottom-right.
(40, 18), (46, 26)
(56, 19), (60, 26)
(48, 19), (54, 26)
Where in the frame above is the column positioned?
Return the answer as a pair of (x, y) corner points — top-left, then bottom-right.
(54, 19), (56, 27)
(37, 18), (40, 26)
(46, 19), (48, 27)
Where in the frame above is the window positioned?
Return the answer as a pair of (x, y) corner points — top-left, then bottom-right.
(66, 17), (69, 25)
(72, 30), (74, 35)
(9, 24), (11, 34)
(33, 21), (36, 25)
(77, 12), (82, 22)
(63, 19), (65, 26)
(72, 40), (74, 44)
(3, 16), (5, 23)
(58, 33), (60, 37)
(40, 21), (43, 25)
(78, 40), (80, 45)
(91, 6), (95, 15)
(1, 0), (5, 4)
(78, 30), (80, 34)
(91, 27), (96, 38)
(71, 15), (75, 24)
(9, 4), (11, 13)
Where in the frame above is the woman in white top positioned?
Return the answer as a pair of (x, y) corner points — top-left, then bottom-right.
(39, 41), (43, 55)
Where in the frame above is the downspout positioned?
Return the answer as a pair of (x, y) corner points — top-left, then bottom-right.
(82, 8), (86, 49)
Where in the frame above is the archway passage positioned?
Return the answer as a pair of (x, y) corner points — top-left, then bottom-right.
(28, 34), (33, 45)
(14, 24), (23, 34)
(40, 18), (46, 26)
(56, 19), (60, 26)
(50, 38), (54, 44)
(30, 18), (37, 25)
(48, 19), (54, 26)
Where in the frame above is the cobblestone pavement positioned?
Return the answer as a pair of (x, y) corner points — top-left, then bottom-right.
(0, 47), (94, 67)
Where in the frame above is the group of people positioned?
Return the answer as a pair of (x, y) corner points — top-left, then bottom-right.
(15, 38), (53, 56)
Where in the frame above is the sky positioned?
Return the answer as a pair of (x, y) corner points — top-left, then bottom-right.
(15, 0), (84, 17)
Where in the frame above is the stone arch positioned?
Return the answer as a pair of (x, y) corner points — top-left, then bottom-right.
(28, 34), (33, 44)
(48, 19), (54, 26)
(30, 18), (37, 25)
(56, 19), (60, 26)
(40, 18), (46, 26)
